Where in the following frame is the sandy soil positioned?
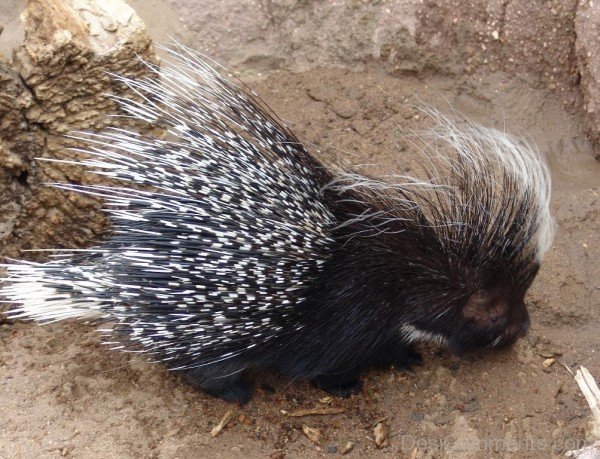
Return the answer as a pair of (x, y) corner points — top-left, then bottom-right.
(1, 63), (599, 458)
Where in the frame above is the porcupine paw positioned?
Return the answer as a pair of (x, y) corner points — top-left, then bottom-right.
(201, 380), (254, 405)
(184, 369), (254, 405)
(313, 376), (362, 398)
(393, 346), (423, 376)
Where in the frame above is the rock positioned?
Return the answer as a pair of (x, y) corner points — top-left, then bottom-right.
(433, 414), (452, 426)
(576, 0), (600, 148)
(462, 400), (480, 413)
(331, 99), (358, 119)
(0, 60), (37, 254)
(412, 412), (425, 421)
(0, 0), (158, 259)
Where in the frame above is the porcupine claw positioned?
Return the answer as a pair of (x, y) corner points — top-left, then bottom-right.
(183, 369), (254, 405)
(313, 377), (363, 398)
(393, 346), (424, 377)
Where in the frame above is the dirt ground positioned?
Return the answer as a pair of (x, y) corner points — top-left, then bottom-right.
(1, 1), (600, 459)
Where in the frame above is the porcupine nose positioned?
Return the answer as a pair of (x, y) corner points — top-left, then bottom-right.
(506, 317), (530, 342)
(518, 317), (530, 337)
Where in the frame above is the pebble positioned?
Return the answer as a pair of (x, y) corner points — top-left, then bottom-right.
(412, 412), (425, 421)
(463, 400), (480, 412)
(537, 349), (555, 358)
(434, 414), (452, 426)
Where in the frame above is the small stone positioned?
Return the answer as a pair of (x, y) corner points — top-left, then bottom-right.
(543, 358), (556, 368)
(327, 446), (338, 454)
(463, 400), (480, 412)
(537, 349), (554, 358)
(341, 441), (355, 455)
(527, 334), (539, 347)
(332, 100), (358, 119)
(434, 414), (452, 426)
(412, 412), (425, 421)
(491, 30), (500, 40)
(237, 413), (253, 426)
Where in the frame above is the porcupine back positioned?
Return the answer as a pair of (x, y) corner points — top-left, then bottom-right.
(1, 44), (336, 370)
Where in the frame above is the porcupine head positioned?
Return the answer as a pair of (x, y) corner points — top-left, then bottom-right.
(0, 43), (554, 401)
(322, 109), (555, 356)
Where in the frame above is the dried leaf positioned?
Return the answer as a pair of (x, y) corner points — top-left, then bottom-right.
(287, 407), (345, 417)
(341, 441), (355, 455)
(374, 422), (389, 448)
(210, 410), (233, 438)
(301, 425), (322, 445)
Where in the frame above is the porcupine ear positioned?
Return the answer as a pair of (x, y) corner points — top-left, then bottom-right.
(461, 290), (508, 324)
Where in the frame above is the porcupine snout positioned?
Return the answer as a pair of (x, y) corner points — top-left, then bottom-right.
(461, 289), (531, 349)
(505, 306), (530, 343)
(496, 300), (530, 348)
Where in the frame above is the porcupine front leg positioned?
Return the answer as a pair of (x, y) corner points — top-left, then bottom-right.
(389, 344), (423, 374)
(312, 371), (363, 398)
(370, 340), (423, 374)
(312, 347), (422, 397)
(310, 336), (421, 396)
(183, 368), (253, 405)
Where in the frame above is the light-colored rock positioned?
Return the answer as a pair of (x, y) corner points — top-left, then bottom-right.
(576, 0), (600, 148)
(0, 0), (158, 258)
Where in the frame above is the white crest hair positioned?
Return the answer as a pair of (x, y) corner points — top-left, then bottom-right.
(327, 106), (554, 266)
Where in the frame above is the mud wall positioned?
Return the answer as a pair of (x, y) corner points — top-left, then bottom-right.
(124, 0), (599, 143)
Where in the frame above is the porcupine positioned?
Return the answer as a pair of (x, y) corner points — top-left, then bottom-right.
(1, 43), (554, 404)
